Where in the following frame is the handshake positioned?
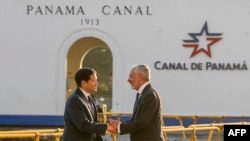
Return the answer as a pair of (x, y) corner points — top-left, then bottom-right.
(107, 119), (121, 134)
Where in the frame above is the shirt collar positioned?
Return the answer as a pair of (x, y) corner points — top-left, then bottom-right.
(137, 81), (150, 95)
(79, 88), (90, 99)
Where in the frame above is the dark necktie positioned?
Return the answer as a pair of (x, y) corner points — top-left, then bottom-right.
(133, 93), (142, 113)
(87, 95), (95, 118)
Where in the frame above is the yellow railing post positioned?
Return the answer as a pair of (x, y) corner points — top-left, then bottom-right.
(52, 133), (63, 141)
(207, 128), (214, 141)
(176, 116), (186, 139)
(34, 132), (40, 141)
(190, 127), (196, 141)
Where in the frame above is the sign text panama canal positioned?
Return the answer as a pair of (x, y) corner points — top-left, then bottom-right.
(26, 5), (152, 26)
(154, 61), (248, 71)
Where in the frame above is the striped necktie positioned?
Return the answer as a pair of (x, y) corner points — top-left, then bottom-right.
(87, 95), (96, 118)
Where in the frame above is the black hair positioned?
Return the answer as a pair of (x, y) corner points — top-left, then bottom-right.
(74, 67), (96, 87)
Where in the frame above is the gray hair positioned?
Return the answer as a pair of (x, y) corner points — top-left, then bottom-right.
(133, 64), (151, 81)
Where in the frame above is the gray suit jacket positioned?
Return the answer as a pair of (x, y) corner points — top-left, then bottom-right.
(120, 84), (165, 141)
(62, 88), (107, 141)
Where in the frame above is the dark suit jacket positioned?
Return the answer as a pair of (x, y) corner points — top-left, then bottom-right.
(61, 88), (107, 141)
(120, 83), (165, 141)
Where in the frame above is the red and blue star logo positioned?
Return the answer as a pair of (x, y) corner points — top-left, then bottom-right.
(183, 22), (222, 58)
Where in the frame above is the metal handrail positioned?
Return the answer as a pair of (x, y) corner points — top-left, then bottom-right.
(162, 126), (220, 141)
(0, 113), (249, 141)
(162, 126), (185, 141)
(188, 121), (250, 141)
(0, 128), (117, 141)
(0, 128), (64, 134)
(0, 126), (221, 141)
(0, 128), (64, 141)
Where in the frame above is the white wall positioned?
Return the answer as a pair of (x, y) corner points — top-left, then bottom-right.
(0, 0), (249, 116)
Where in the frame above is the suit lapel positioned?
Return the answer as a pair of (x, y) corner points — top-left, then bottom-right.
(76, 88), (95, 121)
(133, 93), (142, 113)
(132, 84), (151, 119)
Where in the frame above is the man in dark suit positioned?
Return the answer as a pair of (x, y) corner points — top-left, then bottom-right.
(62, 67), (116, 141)
(109, 64), (165, 141)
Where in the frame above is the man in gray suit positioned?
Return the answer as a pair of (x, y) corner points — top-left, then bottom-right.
(109, 64), (165, 141)
(62, 67), (116, 141)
